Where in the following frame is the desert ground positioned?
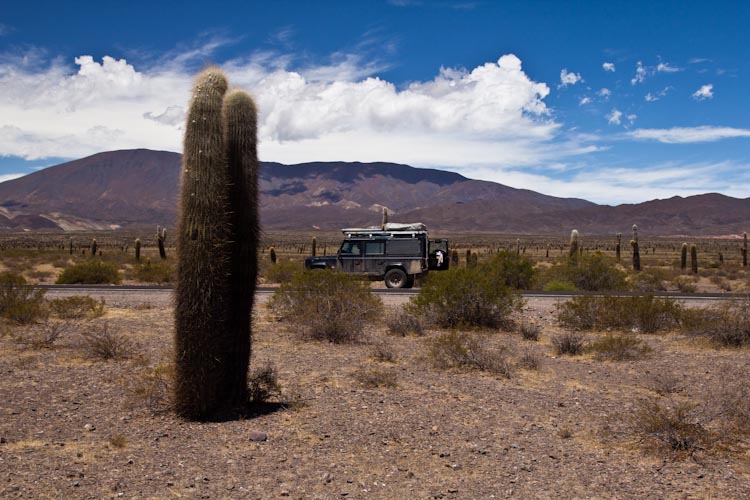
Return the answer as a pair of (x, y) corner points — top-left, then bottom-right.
(1, 286), (749, 500)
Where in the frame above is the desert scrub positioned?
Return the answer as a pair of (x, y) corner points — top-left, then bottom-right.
(551, 332), (586, 355)
(587, 333), (652, 361)
(629, 269), (669, 293)
(269, 270), (382, 343)
(0, 271), (47, 324)
(49, 295), (105, 319)
(428, 330), (512, 377)
(410, 267), (520, 329)
(132, 260), (175, 284)
(247, 363), (282, 403)
(482, 250), (535, 289)
(264, 259), (302, 284)
(680, 299), (750, 347)
(56, 260), (121, 284)
(628, 397), (708, 453)
(672, 276), (697, 293)
(386, 306), (425, 336)
(556, 294), (682, 334)
(541, 252), (627, 291)
(519, 320), (541, 341)
(127, 363), (174, 413)
(80, 321), (134, 360)
(352, 366), (398, 388)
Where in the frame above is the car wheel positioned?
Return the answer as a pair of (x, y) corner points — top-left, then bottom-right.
(384, 268), (407, 289)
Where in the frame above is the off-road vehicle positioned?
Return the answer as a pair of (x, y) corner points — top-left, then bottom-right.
(304, 223), (449, 288)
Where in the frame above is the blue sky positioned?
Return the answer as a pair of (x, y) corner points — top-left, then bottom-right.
(1, 0), (749, 204)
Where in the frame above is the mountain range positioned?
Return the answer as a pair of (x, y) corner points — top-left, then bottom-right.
(0, 149), (747, 236)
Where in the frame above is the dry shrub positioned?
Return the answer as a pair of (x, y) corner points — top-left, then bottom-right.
(269, 270), (382, 343)
(587, 333), (652, 361)
(556, 294), (682, 334)
(127, 363), (174, 413)
(519, 320), (541, 341)
(18, 317), (78, 349)
(428, 330), (512, 377)
(517, 347), (542, 370)
(265, 259), (302, 284)
(552, 332), (585, 356)
(673, 276), (697, 293)
(370, 340), (396, 362)
(352, 366), (398, 388)
(681, 299), (750, 347)
(629, 397), (708, 453)
(49, 295), (105, 319)
(647, 371), (684, 396)
(710, 367), (750, 435)
(247, 363), (282, 403)
(0, 271), (47, 324)
(386, 306), (425, 336)
(80, 322), (133, 360)
(56, 260), (121, 285)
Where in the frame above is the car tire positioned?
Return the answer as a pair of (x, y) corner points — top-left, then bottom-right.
(384, 268), (407, 289)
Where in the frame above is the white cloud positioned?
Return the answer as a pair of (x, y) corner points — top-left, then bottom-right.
(0, 49), (566, 169)
(629, 126), (750, 143)
(656, 62), (680, 73)
(692, 84), (714, 101)
(602, 62), (615, 72)
(626, 114), (637, 125)
(559, 68), (583, 87)
(607, 108), (623, 125)
(631, 61), (647, 85)
(0, 173), (25, 183)
(579, 96), (592, 106)
(645, 86), (672, 102)
(598, 88), (611, 98)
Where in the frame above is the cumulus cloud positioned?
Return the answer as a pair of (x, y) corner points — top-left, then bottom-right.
(0, 49), (567, 169)
(631, 61), (646, 85)
(559, 68), (583, 87)
(692, 84), (714, 101)
(579, 96), (592, 106)
(598, 88), (611, 98)
(602, 62), (615, 72)
(607, 108), (623, 125)
(657, 62), (680, 73)
(629, 126), (750, 143)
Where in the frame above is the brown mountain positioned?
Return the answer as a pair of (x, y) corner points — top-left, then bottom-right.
(0, 148), (746, 236)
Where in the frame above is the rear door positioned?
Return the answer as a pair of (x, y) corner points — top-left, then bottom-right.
(428, 239), (450, 270)
(364, 240), (387, 276)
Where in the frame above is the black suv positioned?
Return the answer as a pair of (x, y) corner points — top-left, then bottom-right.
(304, 223), (449, 288)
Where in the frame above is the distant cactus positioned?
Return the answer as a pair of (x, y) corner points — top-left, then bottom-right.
(90, 239), (97, 257)
(545, 243), (550, 258)
(471, 252), (479, 268)
(631, 239), (641, 271)
(690, 244), (698, 273)
(516, 238), (521, 255)
(269, 246), (277, 264)
(135, 238), (141, 262)
(569, 230), (579, 262)
(465, 249), (472, 268)
(382, 207), (388, 229)
(680, 243), (687, 271)
(615, 233), (622, 261)
(157, 226), (167, 260)
(69, 237), (74, 255)
(719, 251), (724, 265)
(743, 232), (748, 267)
(451, 249), (459, 268)
(311, 236), (317, 257)
(174, 68), (259, 420)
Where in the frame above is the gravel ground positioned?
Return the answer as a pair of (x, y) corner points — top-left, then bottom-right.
(1, 292), (749, 499)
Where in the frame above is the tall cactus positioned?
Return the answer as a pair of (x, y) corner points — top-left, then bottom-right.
(174, 68), (259, 420)
(690, 244), (698, 274)
(680, 242), (687, 271)
(90, 238), (97, 257)
(135, 238), (141, 262)
(269, 246), (277, 264)
(311, 236), (317, 257)
(516, 238), (521, 255)
(631, 225), (640, 271)
(69, 237), (74, 255)
(157, 226), (167, 260)
(743, 232), (748, 267)
(569, 229), (579, 262)
(382, 207), (388, 229)
(615, 233), (621, 261)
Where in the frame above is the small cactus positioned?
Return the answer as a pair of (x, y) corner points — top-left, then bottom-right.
(615, 233), (621, 261)
(743, 232), (748, 267)
(135, 238), (141, 262)
(690, 244), (698, 274)
(69, 237), (73, 255)
(382, 207), (388, 229)
(516, 238), (521, 255)
(631, 239), (641, 271)
(465, 249), (472, 268)
(157, 226), (167, 260)
(680, 243), (687, 271)
(269, 246), (277, 264)
(90, 239), (97, 257)
(451, 249), (459, 268)
(311, 236), (317, 257)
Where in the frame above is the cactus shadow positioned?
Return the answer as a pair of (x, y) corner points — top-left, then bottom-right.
(204, 401), (288, 423)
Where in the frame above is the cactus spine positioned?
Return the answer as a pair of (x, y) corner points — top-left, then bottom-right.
(680, 243), (687, 271)
(174, 68), (259, 420)
(690, 244), (698, 274)
(569, 230), (579, 262)
(135, 238), (141, 262)
(615, 233), (621, 261)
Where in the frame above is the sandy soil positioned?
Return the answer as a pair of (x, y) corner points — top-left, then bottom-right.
(1, 292), (749, 500)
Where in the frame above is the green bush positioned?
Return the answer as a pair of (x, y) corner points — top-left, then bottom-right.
(410, 268), (520, 329)
(132, 260), (175, 284)
(57, 260), (121, 285)
(557, 295), (682, 333)
(269, 270), (382, 343)
(265, 259), (303, 284)
(0, 271), (47, 324)
(49, 295), (105, 319)
(629, 269), (669, 293)
(483, 250), (535, 289)
(543, 279), (577, 292)
(542, 252), (627, 291)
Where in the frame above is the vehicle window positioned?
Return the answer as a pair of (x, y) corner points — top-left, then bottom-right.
(386, 239), (422, 256)
(340, 241), (362, 255)
(365, 241), (385, 255)
(429, 239), (448, 253)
